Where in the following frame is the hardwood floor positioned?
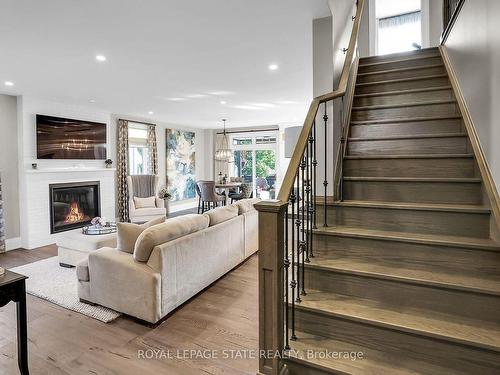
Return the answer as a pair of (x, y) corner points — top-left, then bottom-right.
(0, 246), (258, 375)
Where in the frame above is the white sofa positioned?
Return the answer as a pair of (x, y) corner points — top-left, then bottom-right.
(77, 198), (259, 324)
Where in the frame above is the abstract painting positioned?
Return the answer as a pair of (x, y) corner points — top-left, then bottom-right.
(166, 129), (196, 201)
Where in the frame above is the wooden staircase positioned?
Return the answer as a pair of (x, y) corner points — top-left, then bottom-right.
(285, 48), (500, 374)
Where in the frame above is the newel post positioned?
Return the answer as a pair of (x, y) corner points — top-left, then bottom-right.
(255, 200), (288, 375)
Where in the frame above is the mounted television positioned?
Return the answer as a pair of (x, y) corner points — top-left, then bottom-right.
(36, 115), (107, 160)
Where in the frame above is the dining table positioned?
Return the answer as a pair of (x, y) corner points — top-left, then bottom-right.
(215, 182), (242, 203)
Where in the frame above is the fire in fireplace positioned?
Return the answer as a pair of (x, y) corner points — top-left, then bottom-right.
(49, 181), (100, 234)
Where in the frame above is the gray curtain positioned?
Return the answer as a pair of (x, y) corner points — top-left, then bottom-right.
(117, 119), (129, 222)
(0, 172), (5, 253)
(147, 125), (158, 175)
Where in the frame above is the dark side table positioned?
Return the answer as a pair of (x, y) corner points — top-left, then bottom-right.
(0, 269), (29, 375)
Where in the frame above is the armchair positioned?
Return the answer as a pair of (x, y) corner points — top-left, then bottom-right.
(127, 175), (166, 223)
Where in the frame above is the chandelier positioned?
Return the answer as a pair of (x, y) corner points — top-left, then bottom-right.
(215, 119), (233, 162)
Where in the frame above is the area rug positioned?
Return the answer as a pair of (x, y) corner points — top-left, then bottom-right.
(11, 257), (121, 323)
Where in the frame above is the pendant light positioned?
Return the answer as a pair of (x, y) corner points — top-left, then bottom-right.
(215, 119), (233, 162)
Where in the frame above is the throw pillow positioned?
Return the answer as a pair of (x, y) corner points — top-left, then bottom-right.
(133, 196), (157, 209)
(116, 216), (166, 253)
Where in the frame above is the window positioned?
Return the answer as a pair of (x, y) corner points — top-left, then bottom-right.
(376, 0), (422, 55)
(128, 123), (151, 175)
(229, 131), (279, 199)
(233, 137), (252, 146)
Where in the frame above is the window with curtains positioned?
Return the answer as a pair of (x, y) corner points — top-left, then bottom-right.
(128, 123), (151, 175)
(376, 0), (422, 55)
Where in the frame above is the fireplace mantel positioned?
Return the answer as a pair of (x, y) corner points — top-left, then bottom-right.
(26, 167), (116, 174)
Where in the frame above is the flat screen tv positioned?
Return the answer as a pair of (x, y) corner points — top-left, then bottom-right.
(36, 115), (107, 160)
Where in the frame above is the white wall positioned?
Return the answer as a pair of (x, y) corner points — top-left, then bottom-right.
(0, 94), (20, 247)
(445, 0), (500, 191)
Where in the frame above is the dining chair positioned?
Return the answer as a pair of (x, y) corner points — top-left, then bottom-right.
(229, 182), (252, 203)
(196, 181), (225, 213)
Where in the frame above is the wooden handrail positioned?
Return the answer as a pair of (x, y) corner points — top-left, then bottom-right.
(277, 0), (365, 202)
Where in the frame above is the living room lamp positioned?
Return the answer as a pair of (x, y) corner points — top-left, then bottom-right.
(215, 119), (233, 162)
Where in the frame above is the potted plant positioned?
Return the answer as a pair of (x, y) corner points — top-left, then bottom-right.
(105, 159), (113, 168)
(158, 186), (172, 216)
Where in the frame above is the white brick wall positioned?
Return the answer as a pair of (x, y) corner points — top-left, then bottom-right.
(23, 169), (116, 249)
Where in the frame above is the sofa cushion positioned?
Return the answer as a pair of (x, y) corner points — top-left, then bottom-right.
(134, 196), (157, 209)
(204, 204), (239, 226)
(134, 214), (210, 262)
(235, 198), (261, 214)
(76, 259), (90, 282)
(117, 216), (166, 254)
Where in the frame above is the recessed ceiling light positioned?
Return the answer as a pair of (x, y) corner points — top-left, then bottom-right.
(148, 111), (154, 115)
(89, 99), (96, 103)
(268, 64), (279, 71)
(95, 55), (107, 62)
(220, 101), (227, 105)
(167, 97), (187, 101)
(4, 81), (14, 87)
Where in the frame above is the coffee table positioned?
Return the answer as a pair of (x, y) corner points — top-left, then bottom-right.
(57, 227), (117, 267)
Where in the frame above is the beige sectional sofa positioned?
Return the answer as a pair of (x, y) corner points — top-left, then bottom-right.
(77, 198), (259, 324)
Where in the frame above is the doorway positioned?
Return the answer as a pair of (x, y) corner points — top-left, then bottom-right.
(375, 0), (422, 55)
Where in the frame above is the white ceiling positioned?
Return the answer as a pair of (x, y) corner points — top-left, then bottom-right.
(0, 0), (330, 129)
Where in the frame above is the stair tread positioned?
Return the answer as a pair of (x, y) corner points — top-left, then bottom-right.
(345, 153), (474, 160)
(351, 115), (461, 125)
(352, 99), (456, 111)
(288, 331), (431, 375)
(295, 289), (500, 352)
(356, 74), (448, 87)
(331, 200), (490, 213)
(314, 226), (500, 251)
(343, 177), (481, 183)
(305, 256), (500, 296)
(349, 132), (467, 142)
(354, 86), (453, 98)
(357, 63), (444, 77)
(359, 49), (440, 66)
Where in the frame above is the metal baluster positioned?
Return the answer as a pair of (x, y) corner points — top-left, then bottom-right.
(308, 131), (315, 259)
(284, 202), (290, 350)
(295, 173), (302, 303)
(300, 155), (307, 296)
(323, 102), (328, 227)
(305, 142), (311, 263)
(313, 121), (318, 230)
(289, 187), (297, 340)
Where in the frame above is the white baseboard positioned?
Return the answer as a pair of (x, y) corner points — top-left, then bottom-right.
(5, 237), (22, 251)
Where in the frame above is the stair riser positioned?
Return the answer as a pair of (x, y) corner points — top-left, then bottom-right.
(312, 234), (500, 277)
(351, 103), (458, 121)
(360, 49), (440, 65)
(303, 267), (500, 323)
(354, 89), (454, 107)
(344, 157), (476, 178)
(343, 181), (482, 205)
(317, 205), (490, 238)
(358, 55), (443, 73)
(347, 136), (469, 155)
(350, 119), (462, 137)
(294, 307), (500, 374)
(356, 66), (446, 84)
(355, 76), (450, 94)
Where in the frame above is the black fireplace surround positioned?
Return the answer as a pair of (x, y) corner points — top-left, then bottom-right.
(49, 181), (101, 234)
